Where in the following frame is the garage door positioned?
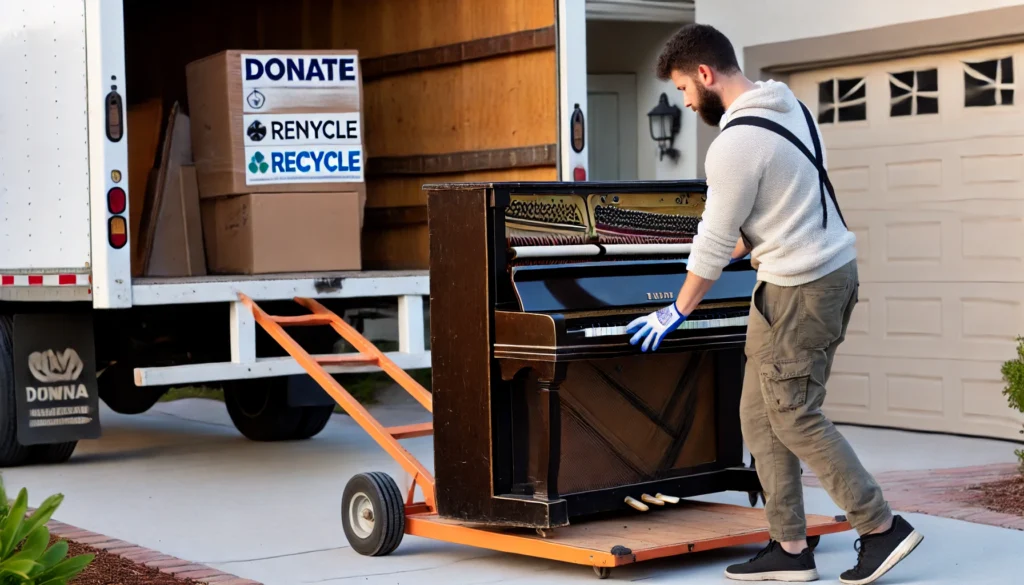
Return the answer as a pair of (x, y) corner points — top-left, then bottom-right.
(788, 43), (1024, 441)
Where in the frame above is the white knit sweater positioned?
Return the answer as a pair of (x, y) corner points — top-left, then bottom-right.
(685, 80), (857, 287)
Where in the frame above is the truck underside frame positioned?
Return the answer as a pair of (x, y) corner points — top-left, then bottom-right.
(131, 270), (431, 388)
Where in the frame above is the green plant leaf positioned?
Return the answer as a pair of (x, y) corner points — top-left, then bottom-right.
(9, 525), (48, 564)
(36, 540), (68, 571)
(249, 162), (258, 173)
(0, 489), (28, 559)
(0, 475), (9, 519)
(32, 553), (93, 584)
(0, 558), (39, 579)
(15, 493), (62, 545)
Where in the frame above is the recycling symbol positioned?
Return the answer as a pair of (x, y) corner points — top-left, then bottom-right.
(247, 120), (266, 142)
(249, 152), (269, 174)
(246, 89), (266, 110)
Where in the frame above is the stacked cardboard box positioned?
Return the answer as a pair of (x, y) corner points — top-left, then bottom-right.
(185, 50), (366, 274)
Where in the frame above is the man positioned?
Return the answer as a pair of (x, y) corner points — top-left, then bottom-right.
(626, 24), (923, 584)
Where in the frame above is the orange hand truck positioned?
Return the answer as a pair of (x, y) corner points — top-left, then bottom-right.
(239, 293), (852, 580)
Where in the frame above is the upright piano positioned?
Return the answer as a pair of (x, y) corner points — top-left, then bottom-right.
(425, 180), (762, 530)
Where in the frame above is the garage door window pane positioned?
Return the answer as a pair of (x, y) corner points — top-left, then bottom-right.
(818, 77), (867, 123)
(917, 96), (939, 115)
(889, 68), (939, 117)
(890, 93), (913, 117)
(964, 57), (1015, 107)
(917, 69), (938, 92)
(838, 103), (867, 122)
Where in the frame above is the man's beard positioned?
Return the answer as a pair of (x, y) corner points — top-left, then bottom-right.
(695, 81), (726, 126)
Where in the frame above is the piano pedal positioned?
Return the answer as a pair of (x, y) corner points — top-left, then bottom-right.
(624, 496), (649, 512)
(655, 493), (680, 504)
(641, 494), (665, 507)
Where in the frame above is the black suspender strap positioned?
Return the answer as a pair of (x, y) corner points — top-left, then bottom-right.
(722, 101), (847, 230)
(797, 101), (847, 230)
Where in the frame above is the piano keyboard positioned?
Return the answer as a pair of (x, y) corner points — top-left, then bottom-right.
(578, 314), (749, 338)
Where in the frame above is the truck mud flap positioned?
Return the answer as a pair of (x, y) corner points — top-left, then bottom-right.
(13, 314), (101, 445)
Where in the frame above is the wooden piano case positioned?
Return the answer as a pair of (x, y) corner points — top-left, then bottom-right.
(426, 180), (761, 530)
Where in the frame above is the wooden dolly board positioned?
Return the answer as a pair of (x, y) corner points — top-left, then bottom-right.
(238, 294), (853, 580)
(406, 502), (850, 578)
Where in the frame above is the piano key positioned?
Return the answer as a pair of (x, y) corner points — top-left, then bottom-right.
(580, 315), (748, 337)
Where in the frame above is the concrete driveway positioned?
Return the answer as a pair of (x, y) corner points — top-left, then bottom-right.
(2, 387), (1021, 584)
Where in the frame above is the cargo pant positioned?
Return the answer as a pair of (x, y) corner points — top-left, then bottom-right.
(740, 259), (892, 542)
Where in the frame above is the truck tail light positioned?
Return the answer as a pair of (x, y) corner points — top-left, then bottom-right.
(108, 187), (126, 214)
(108, 217), (127, 249)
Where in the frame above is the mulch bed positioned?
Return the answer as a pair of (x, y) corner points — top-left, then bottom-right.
(967, 473), (1024, 517)
(803, 462), (1024, 530)
(59, 535), (200, 585)
(33, 515), (261, 585)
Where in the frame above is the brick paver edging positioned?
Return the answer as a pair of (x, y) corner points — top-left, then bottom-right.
(38, 513), (264, 585)
(802, 462), (1024, 531)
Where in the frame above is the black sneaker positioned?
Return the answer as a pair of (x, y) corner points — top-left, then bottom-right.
(724, 540), (819, 582)
(840, 515), (923, 584)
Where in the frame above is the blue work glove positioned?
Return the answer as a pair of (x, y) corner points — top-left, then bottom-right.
(626, 303), (687, 352)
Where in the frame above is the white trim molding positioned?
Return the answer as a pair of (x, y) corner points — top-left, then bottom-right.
(586, 0), (694, 22)
(134, 351), (432, 387)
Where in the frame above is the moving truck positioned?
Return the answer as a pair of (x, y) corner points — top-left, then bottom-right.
(0, 0), (589, 465)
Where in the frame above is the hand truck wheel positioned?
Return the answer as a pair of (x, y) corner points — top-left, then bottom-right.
(593, 566), (611, 579)
(341, 472), (405, 556)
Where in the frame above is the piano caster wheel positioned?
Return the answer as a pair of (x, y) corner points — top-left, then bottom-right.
(536, 528), (552, 538)
(807, 534), (821, 550)
(593, 566), (611, 579)
(341, 472), (405, 557)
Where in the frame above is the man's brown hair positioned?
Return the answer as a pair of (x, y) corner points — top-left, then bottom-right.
(656, 23), (741, 81)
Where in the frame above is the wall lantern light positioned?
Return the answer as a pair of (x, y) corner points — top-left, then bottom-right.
(647, 92), (681, 162)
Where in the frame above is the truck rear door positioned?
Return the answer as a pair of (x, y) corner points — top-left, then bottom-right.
(0, 0), (131, 307)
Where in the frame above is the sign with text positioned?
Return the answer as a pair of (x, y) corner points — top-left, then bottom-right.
(240, 53), (361, 113)
(243, 113), (361, 147)
(13, 313), (100, 445)
(244, 146), (364, 184)
(240, 54), (359, 89)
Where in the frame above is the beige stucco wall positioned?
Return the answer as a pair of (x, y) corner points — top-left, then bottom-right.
(696, 0), (1024, 69)
(586, 20), (698, 180)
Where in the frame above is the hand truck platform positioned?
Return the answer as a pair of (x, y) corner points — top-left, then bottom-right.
(239, 294), (852, 580)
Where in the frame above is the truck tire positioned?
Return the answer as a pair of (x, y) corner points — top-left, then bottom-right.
(30, 441), (77, 464)
(98, 362), (169, 415)
(0, 316), (31, 466)
(291, 405), (335, 440)
(224, 378), (332, 441)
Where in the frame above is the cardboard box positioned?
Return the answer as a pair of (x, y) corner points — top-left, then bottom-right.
(135, 103), (207, 277)
(202, 190), (363, 274)
(127, 99), (164, 253)
(185, 50), (365, 199)
(143, 165), (207, 277)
